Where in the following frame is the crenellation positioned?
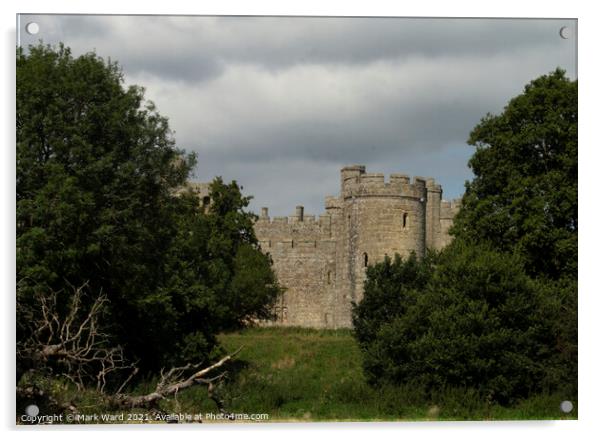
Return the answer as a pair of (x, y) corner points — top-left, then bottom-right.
(342, 172), (429, 201)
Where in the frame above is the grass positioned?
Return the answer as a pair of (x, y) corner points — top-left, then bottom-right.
(165, 326), (577, 422)
(18, 326), (576, 423)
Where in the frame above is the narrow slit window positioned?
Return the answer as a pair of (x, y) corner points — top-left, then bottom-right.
(363, 252), (368, 267)
(402, 212), (408, 228)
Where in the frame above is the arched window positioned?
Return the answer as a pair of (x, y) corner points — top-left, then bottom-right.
(363, 252), (368, 268)
(402, 212), (408, 228)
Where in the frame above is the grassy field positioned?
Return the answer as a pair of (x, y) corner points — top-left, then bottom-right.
(157, 327), (577, 422)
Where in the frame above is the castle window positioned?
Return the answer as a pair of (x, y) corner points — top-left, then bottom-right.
(402, 212), (408, 228)
(363, 252), (368, 268)
(327, 271), (331, 284)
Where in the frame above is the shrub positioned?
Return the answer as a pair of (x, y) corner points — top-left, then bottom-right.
(353, 242), (563, 404)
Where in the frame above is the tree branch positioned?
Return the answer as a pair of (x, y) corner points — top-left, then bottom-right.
(108, 346), (243, 410)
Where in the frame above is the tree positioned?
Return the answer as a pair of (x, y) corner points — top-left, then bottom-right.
(451, 68), (577, 395)
(451, 69), (577, 280)
(17, 43), (280, 374)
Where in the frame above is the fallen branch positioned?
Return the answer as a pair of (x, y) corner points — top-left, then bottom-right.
(108, 346), (243, 410)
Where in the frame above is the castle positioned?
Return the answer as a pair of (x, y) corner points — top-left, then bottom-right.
(191, 165), (460, 329)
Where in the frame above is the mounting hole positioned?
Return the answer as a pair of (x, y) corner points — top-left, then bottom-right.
(25, 404), (39, 417)
(559, 26), (572, 40)
(25, 22), (39, 35)
(560, 400), (573, 413)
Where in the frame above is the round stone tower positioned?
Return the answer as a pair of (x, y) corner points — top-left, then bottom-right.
(338, 165), (427, 306)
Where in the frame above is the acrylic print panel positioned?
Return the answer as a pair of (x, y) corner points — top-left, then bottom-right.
(16, 15), (577, 424)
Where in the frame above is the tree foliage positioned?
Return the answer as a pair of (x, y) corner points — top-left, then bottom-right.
(17, 44), (280, 373)
(353, 69), (577, 404)
(451, 68), (577, 280)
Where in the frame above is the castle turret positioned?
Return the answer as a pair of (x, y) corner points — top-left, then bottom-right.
(334, 166), (428, 327)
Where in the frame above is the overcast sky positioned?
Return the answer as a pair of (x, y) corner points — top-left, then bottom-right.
(19, 15), (577, 216)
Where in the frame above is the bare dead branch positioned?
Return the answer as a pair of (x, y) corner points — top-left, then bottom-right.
(108, 346), (243, 410)
(17, 282), (135, 392)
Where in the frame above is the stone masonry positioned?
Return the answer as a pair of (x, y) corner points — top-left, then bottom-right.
(192, 165), (460, 329)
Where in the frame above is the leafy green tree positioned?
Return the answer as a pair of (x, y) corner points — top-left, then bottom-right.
(17, 43), (280, 373)
(452, 69), (577, 280)
(451, 68), (577, 395)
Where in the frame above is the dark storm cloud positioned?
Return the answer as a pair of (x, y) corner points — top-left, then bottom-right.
(20, 15), (573, 82)
(18, 14), (577, 215)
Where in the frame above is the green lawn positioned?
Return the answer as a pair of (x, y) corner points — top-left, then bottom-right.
(167, 327), (577, 422)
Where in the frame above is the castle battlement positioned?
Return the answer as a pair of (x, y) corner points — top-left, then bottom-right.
(341, 166), (431, 200)
(255, 206), (333, 241)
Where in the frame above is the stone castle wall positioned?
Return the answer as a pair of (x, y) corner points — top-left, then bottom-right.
(191, 165), (460, 329)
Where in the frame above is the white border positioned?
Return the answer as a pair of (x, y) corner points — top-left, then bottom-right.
(2, 1), (599, 438)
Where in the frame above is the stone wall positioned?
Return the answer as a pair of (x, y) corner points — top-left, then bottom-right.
(191, 165), (460, 329)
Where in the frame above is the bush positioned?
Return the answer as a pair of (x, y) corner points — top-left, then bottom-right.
(353, 242), (565, 404)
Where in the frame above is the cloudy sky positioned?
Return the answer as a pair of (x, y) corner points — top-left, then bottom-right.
(19, 15), (577, 216)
